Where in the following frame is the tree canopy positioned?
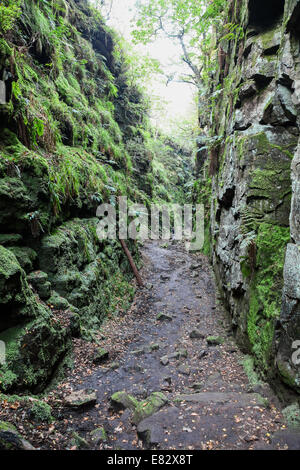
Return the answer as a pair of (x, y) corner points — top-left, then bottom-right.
(131, 0), (227, 88)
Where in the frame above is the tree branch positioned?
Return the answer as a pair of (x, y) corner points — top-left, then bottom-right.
(178, 34), (201, 83)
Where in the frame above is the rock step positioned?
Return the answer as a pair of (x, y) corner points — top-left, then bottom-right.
(174, 392), (268, 407)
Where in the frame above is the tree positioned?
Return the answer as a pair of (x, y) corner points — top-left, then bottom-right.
(131, 0), (227, 89)
(94, 0), (114, 20)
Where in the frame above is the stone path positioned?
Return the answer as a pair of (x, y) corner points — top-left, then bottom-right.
(42, 241), (300, 450)
(5, 241), (299, 450)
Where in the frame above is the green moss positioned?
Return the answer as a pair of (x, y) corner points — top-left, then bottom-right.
(193, 174), (212, 256)
(276, 358), (298, 389)
(206, 336), (225, 345)
(0, 313), (72, 392)
(282, 403), (300, 429)
(8, 1), (137, 165)
(0, 0), (182, 395)
(241, 355), (262, 386)
(70, 431), (89, 450)
(247, 223), (290, 372)
(8, 247), (37, 273)
(254, 132), (294, 159)
(202, 223), (211, 256)
(48, 291), (69, 310)
(260, 27), (280, 51)
(0, 234), (23, 246)
(0, 0), (21, 33)
(132, 392), (168, 424)
(0, 245), (20, 279)
(29, 401), (53, 423)
(241, 259), (251, 278)
(90, 427), (107, 442)
(0, 0), (157, 237)
(0, 420), (16, 432)
(110, 391), (139, 410)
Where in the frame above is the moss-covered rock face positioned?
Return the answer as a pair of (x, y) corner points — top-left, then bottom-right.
(0, 246), (46, 329)
(195, 0), (300, 392)
(0, 245), (76, 392)
(0, 419), (35, 450)
(0, 316), (72, 393)
(0, 0), (153, 393)
(0, 214), (139, 392)
(37, 218), (137, 336)
(0, 0), (155, 237)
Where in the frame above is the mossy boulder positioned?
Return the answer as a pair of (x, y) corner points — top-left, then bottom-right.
(156, 312), (173, 322)
(93, 348), (109, 364)
(206, 336), (225, 346)
(70, 432), (89, 450)
(0, 420), (35, 450)
(190, 329), (205, 339)
(132, 392), (169, 425)
(27, 271), (51, 300)
(0, 315), (72, 393)
(282, 403), (300, 429)
(110, 391), (139, 411)
(28, 400), (53, 423)
(90, 427), (108, 445)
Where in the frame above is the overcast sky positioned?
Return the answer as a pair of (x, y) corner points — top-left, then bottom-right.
(103, 0), (196, 130)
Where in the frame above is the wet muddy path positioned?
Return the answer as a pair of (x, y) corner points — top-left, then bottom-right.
(9, 241), (300, 450)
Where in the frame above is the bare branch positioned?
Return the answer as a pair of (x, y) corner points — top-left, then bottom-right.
(178, 35), (201, 82)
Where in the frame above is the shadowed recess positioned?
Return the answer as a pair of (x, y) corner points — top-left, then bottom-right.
(248, 0), (285, 30)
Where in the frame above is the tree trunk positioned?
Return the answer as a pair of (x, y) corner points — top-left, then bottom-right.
(119, 239), (143, 287)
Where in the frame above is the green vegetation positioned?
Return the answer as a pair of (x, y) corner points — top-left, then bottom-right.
(29, 400), (53, 423)
(282, 403), (300, 429)
(247, 224), (290, 373)
(110, 390), (168, 424)
(0, 0), (293, 401)
(133, 0), (229, 88)
(241, 355), (263, 387)
(0, 0), (21, 33)
(0, 0), (154, 218)
(147, 132), (193, 204)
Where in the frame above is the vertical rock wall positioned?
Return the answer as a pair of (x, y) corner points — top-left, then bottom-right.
(199, 0), (300, 393)
(0, 0), (144, 393)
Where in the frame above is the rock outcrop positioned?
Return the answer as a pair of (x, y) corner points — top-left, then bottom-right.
(196, 0), (300, 393)
(0, 0), (146, 392)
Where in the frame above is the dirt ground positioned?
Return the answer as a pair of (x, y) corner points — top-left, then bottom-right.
(1, 241), (300, 450)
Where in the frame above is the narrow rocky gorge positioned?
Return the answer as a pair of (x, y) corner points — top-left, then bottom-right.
(0, 0), (300, 453)
(1, 241), (299, 450)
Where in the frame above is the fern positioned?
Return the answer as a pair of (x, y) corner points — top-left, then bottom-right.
(0, 0), (21, 33)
